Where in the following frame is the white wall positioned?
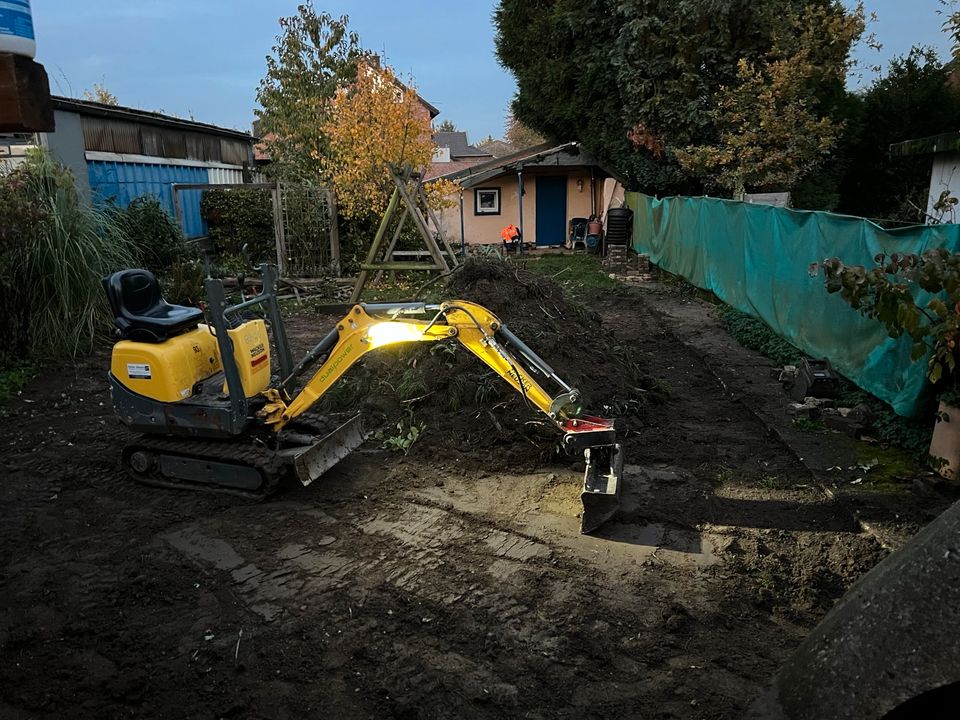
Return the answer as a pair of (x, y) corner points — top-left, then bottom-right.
(38, 110), (91, 198)
(928, 152), (960, 224)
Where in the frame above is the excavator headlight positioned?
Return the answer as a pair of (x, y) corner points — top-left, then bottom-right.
(365, 322), (430, 349)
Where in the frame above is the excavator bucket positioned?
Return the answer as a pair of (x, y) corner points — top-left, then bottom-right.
(287, 414), (369, 486)
(580, 444), (623, 534)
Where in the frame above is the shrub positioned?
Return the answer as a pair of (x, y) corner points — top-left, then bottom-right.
(717, 305), (803, 367)
(0, 150), (136, 360)
(200, 188), (275, 264)
(819, 251), (960, 395)
(110, 195), (186, 274)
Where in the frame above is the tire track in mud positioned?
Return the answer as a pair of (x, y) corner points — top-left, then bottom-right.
(151, 486), (756, 717)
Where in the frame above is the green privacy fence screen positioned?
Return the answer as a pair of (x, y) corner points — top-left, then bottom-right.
(625, 192), (960, 416)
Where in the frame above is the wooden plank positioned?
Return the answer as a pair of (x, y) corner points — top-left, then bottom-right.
(374, 209), (409, 283)
(0, 54), (53, 132)
(360, 262), (443, 271)
(350, 186), (401, 302)
(391, 249), (454, 259)
(393, 174), (450, 273)
(272, 184), (287, 275)
(418, 184), (461, 267)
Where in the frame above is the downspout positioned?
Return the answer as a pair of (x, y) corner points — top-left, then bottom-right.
(459, 188), (466, 258)
(590, 167), (596, 217)
(517, 167), (524, 255)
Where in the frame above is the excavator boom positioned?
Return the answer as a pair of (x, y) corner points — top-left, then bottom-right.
(262, 300), (623, 533)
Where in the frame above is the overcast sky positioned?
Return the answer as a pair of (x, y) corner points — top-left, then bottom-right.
(31, 0), (957, 142)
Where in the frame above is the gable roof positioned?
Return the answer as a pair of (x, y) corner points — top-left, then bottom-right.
(435, 141), (628, 188)
(476, 139), (519, 158)
(433, 131), (491, 158)
(418, 95), (440, 119)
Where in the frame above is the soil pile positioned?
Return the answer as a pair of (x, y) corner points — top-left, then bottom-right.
(320, 258), (664, 469)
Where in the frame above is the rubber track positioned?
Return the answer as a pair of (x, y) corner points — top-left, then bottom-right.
(123, 434), (283, 501)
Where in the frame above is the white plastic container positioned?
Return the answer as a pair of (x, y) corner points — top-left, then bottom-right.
(0, 0), (36, 58)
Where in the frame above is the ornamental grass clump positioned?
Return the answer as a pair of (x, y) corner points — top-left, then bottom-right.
(0, 150), (136, 360)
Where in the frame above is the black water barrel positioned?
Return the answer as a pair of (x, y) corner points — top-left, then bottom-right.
(605, 207), (633, 245)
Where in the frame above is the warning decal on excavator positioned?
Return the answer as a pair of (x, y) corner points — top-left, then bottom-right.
(127, 363), (152, 380)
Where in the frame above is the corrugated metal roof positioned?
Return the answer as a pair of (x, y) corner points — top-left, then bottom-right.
(220, 138), (250, 166)
(79, 114), (254, 166)
(53, 96), (255, 141)
(424, 158), (489, 181)
(207, 167), (244, 185)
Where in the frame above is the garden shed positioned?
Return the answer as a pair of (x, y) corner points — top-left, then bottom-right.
(0, 96), (257, 236)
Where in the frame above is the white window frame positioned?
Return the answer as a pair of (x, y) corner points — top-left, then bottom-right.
(474, 187), (501, 215)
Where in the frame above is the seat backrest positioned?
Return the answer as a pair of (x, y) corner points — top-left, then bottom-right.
(103, 269), (162, 321)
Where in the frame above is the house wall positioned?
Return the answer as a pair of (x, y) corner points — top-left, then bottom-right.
(437, 169), (603, 247)
(38, 109), (91, 198)
(928, 152), (960, 223)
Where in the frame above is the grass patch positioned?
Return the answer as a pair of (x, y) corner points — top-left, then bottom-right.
(837, 384), (935, 460)
(854, 443), (922, 490)
(757, 473), (785, 490)
(0, 364), (36, 404)
(522, 254), (621, 294)
(712, 466), (735, 487)
(655, 268), (719, 303)
(791, 417), (828, 434)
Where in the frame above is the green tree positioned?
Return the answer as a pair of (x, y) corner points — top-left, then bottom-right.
(256, 4), (367, 180)
(495, 0), (630, 181)
(942, 0), (960, 62)
(836, 47), (960, 223)
(675, 4), (864, 196)
(436, 119), (458, 132)
(495, 0), (865, 194)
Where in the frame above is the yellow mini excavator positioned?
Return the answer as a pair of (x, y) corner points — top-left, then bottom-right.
(102, 256), (622, 533)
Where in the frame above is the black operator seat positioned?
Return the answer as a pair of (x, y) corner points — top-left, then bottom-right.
(102, 269), (204, 343)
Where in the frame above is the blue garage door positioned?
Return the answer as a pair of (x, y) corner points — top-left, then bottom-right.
(87, 161), (208, 237)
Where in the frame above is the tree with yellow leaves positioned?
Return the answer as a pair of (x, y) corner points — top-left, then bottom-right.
(318, 62), (436, 220)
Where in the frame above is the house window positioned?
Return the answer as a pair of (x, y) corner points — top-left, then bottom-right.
(474, 188), (501, 215)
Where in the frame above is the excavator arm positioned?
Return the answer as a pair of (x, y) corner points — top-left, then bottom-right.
(260, 300), (622, 533)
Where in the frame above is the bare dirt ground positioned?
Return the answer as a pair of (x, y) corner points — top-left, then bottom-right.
(1, 272), (950, 719)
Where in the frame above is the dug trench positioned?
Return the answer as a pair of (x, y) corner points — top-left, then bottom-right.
(1, 260), (892, 719)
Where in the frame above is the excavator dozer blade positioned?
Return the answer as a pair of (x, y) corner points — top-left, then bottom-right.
(580, 444), (623, 534)
(289, 414), (369, 486)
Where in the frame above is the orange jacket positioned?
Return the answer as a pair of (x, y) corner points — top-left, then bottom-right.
(501, 224), (521, 242)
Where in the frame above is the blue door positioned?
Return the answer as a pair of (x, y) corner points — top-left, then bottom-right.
(535, 175), (567, 246)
